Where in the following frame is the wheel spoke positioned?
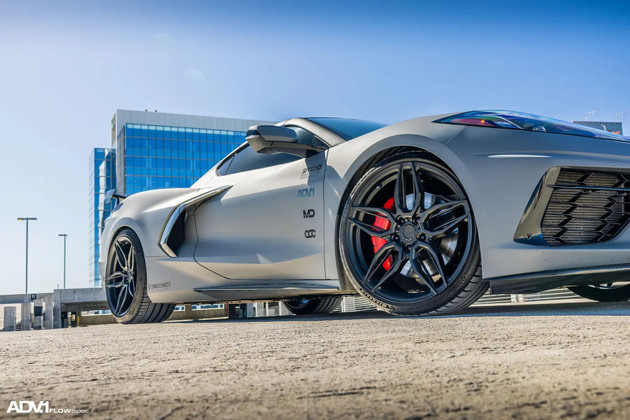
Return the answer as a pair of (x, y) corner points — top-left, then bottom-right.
(114, 241), (128, 270)
(409, 249), (438, 294)
(410, 163), (424, 215)
(115, 284), (128, 315)
(369, 256), (403, 292)
(127, 244), (135, 273)
(393, 163), (407, 214)
(422, 200), (470, 236)
(349, 217), (392, 238)
(417, 242), (448, 286)
(363, 242), (399, 284)
(106, 272), (126, 288)
(128, 278), (135, 297)
(352, 206), (396, 225)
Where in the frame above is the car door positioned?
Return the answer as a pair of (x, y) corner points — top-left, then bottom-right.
(193, 127), (328, 281)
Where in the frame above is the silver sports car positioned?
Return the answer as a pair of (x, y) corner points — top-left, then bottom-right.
(100, 110), (630, 323)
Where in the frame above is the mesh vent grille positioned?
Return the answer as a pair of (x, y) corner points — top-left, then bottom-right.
(542, 169), (630, 246)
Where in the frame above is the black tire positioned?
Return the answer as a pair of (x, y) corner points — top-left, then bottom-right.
(282, 297), (342, 315)
(104, 228), (175, 324)
(568, 284), (630, 302)
(338, 152), (487, 316)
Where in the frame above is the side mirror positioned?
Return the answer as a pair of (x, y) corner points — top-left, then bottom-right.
(246, 125), (325, 158)
(104, 189), (127, 205)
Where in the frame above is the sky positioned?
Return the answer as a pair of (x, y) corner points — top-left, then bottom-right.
(0, 0), (629, 295)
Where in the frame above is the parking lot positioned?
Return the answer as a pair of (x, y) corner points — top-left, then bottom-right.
(1, 300), (630, 419)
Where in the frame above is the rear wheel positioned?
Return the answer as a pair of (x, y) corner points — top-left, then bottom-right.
(338, 153), (486, 316)
(282, 297), (341, 315)
(105, 228), (175, 324)
(568, 283), (630, 302)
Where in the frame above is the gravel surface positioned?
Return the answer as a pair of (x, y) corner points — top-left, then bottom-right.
(1, 301), (630, 419)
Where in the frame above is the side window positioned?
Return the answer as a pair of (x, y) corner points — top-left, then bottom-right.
(222, 145), (299, 175)
(289, 126), (328, 148)
(219, 126), (327, 176)
(217, 154), (234, 176)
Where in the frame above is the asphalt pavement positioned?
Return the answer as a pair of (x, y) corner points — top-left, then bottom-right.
(1, 300), (629, 419)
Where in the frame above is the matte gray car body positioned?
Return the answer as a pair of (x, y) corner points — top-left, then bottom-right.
(99, 112), (630, 304)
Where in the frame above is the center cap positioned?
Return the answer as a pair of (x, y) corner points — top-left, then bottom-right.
(400, 224), (417, 242)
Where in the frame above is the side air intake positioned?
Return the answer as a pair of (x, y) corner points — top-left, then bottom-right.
(542, 169), (630, 246)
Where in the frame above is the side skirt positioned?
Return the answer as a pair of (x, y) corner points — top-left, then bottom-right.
(486, 264), (630, 294)
(194, 281), (344, 301)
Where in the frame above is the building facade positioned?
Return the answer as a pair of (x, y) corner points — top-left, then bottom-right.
(573, 120), (623, 135)
(90, 110), (270, 286)
(89, 148), (117, 287)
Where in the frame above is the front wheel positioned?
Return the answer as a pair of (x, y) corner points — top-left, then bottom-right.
(104, 228), (175, 324)
(282, 297), (341, 315)
(338, 153), (487, 316)
(568, 283), (630, 302)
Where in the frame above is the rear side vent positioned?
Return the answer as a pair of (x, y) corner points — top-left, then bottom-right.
(542, 169), (630, 246)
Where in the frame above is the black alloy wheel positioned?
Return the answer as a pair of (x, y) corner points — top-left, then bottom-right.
(282, 297), (342, 315)
(105, 228), (175, 324)
(568, 282), (630, 302)
(339, 153), (486, 316)
(106, 236), (137, 317)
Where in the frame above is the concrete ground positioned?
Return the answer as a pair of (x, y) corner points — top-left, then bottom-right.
(1, 301), (629, 419)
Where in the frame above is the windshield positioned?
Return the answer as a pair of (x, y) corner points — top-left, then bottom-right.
(435, 110), (629, 142)
(307, 117), (386, 140)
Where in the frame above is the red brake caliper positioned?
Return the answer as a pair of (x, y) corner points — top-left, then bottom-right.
(371, 197), (395, 270)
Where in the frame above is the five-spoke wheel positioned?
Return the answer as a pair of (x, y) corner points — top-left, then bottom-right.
(104, 228), (175, 324)
(106, 237), (137, 317)
(339, 153), (486, 315)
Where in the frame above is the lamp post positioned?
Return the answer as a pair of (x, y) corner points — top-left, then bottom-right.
(59, 234), (68, 289)
(17, 217), (37, 302)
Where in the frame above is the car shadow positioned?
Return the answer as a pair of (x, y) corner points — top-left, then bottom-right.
(167, 300), (630, 325)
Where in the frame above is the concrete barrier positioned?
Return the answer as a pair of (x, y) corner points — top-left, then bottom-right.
(44, 294), (53, 329)
(21, 302), (31, 331)
(3, 307), (16, 331)
(52, 288), (108, 328)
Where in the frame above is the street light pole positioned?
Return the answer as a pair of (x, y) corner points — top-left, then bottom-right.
(59, 234), (68, 289)
(17, 217), (37, 302)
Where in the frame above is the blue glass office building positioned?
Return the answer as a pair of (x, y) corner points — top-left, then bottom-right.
(89, 148), (117, 286)
(123, 124), (243, 194)
(90, 110), (270, 286)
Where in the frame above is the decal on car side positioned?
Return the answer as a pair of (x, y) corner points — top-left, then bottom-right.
(297, 187), (315, 198)
(304, 230), (317, 238)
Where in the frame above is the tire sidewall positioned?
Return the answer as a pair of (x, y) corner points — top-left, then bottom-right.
(337, 153), (481, 315)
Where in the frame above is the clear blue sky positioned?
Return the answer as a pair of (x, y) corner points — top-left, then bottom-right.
(0, 0), (628, 295)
